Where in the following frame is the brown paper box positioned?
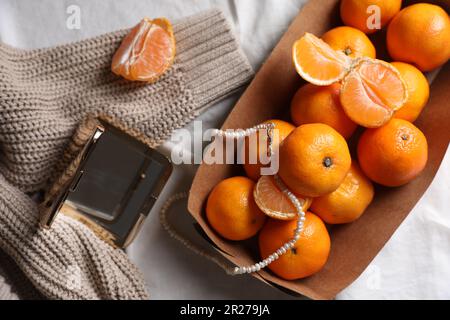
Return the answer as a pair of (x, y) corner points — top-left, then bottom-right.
(188, 0), (450, 299)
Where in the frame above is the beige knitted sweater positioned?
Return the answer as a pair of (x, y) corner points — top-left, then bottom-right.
(0, 9), (253, 299)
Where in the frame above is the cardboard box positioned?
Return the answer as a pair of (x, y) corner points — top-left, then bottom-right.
(188, 0), (450, 299)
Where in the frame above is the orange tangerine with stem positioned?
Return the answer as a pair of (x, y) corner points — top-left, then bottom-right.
(290, 83), (357, 139)
(340, 0), (402, 34)
(322, 26), (376, 58)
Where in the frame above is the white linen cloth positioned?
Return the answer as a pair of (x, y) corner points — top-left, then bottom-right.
(0, 0), (448, 299)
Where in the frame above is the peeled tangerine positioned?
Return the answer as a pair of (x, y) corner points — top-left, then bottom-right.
(293, 33), (408, 128)
(111, 18), (176, 82)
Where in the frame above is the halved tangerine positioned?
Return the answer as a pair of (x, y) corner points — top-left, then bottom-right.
(292, 33), (407, 128)
(254, 175), (312, 220)
(293, 32), (351, 85)
(111, 18), (176, 82)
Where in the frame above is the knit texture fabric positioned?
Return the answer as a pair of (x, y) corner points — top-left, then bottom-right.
(0, 9), (253, 193)
(0, 9), (253, 299)
(0, 249), (43, 299)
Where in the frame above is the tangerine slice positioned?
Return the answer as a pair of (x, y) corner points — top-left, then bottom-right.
(111, 18), (176, 82)
(293, 33), (351, 85)
(340, 59), (408, 128)
(253, 175), (312, 220)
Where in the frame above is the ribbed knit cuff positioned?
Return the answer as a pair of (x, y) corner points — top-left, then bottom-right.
(0, 9), (253, 193)
(174, 9), (254, 110)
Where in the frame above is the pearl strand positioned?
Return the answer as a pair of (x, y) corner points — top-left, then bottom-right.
(211, 124), (305, 276)
(159, 124), (277, 275)
(211, 123), (275, 165)
(231, 175), (305, 275)
(211, 122), (275, 145)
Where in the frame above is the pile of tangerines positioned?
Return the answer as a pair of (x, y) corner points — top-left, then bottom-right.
(206, 1), (450, 281)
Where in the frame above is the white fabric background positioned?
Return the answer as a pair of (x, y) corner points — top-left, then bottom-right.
(0, 0), (449, 299)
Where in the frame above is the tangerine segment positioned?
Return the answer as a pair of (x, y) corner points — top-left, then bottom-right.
(253, 175), (312, 221)
(293, 33), (351, 85)
(340, 59), (408, 128)
(111, 18), (176, 82)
